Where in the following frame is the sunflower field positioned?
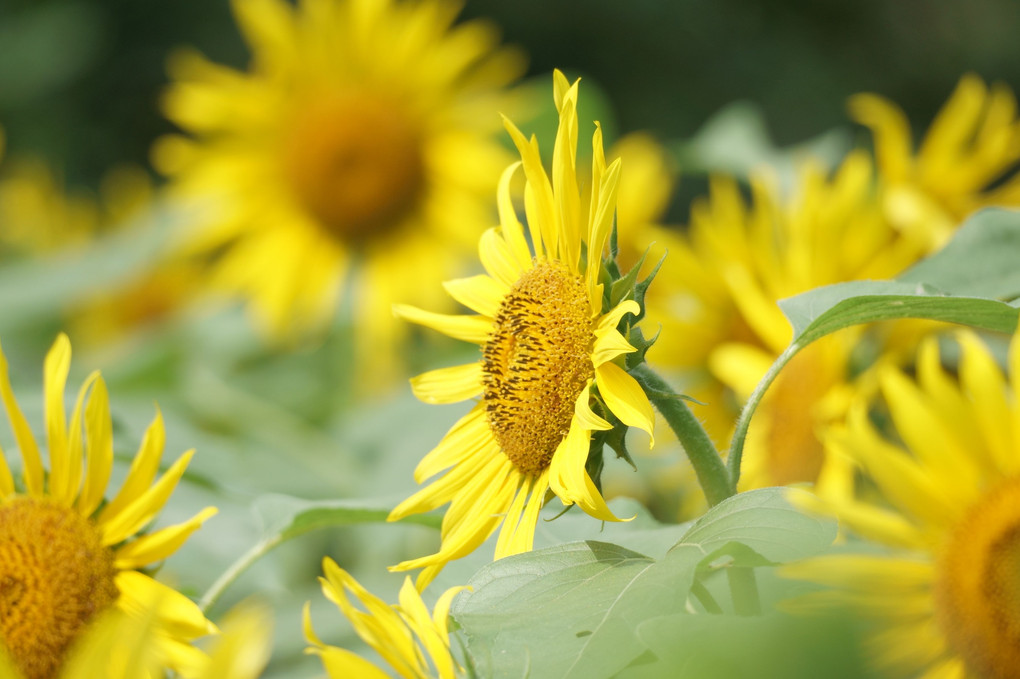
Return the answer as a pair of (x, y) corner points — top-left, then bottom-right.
(2, 1), (1020, 677)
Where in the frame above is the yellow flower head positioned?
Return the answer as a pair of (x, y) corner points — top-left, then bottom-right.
(785, 329), (1020, 679)
(0, 130), (151, 257)
(631, 151), (927, 492)
(154, 0), (526, 366)
(0, 334), (217, 679)
(305, 558), (465, 679)
(852, 74), (1020, 246)
(389, 70), (656, 589)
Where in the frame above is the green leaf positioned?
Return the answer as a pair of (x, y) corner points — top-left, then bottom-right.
(199, 495), (439, 613)
(453, 541), (704, 679)
(627, 611), (868, 679)
(778, 281), (1019, 347)
(680, 488), (836, 566)
(452, 489), (834, 679)
(899, 208), (1020, 299)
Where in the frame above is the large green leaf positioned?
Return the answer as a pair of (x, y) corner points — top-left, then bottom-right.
(626, 611), (867, 679)
(452, 489), (835, 679)
(778, 281), (1018, 348)
(898, 208), (1020, 299)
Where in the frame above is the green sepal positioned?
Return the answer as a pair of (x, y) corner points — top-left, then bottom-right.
(610, 246), (651, 308)
(625, 324), (660, 370)
(631, 251), (667, 324)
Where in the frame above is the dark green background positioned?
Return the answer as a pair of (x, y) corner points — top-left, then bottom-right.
(2, 0), (1017, 190)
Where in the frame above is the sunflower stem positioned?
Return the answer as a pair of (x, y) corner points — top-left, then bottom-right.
(631, 364), (734, 506)
(726, 567), (761, 616)
(726, 342), (800, 488)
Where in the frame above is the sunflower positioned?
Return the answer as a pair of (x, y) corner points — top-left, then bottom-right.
(153, 0), (525, 374)
(0, 157), (150, 258)
(784, 329), (1020, 679)
(0, 334), (217, 679)
(852, 73), (1020, 246)
(388, 71), (655, 589)
(625, 151), (935, 493)
(305, 558), (465, 678)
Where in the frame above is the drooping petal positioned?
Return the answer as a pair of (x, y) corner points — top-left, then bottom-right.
(573, 382), (611, 431)
(595, 362), (655, 446)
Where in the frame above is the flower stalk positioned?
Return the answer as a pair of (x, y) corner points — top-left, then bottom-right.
(631, 363), (734, 506)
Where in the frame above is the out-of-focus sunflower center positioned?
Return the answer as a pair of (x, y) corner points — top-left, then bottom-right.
(0, 496), (119, 679)
(935, 477), (1020, 679)
(283, 93), (425, 243)
(482, 262), (594, 475)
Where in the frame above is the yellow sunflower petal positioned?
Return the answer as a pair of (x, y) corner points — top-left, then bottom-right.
(585, 158), (621, 300)
(98, 410), (167, 526)
(552, 73), (581, 270)
(313, 645), (392, 679)
(79, 375), (114, 516)
(502, 116), (558, 259)
(43, 333), (72, 493)
(573, 382), (611, 432)
(115, 570), (216, 639)
(101, 450), (197, 547)
(50, 371), (99, 507)
(595, 362), (655, 446)
(595, 299), (640, 334)
(0, 441), (12, 497)
(409, 362), (484, 405)
(549, 419), (621, 522)
(591, 328), (636, 367)
(494, 476), (531, 558)
(0, 338), (44, 495)
(479, 226), (525, 288)
(496, 162), (533, 268)
(442, 274), (507, 317)
(413, 405), (490, 482)
(396, 576), (457, 679)
(114, 506), (219, 569)
(392, 304), (492, 344)
(847, 92), (913, 182)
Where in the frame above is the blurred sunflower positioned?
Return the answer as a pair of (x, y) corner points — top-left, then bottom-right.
(0, 149), (150, 257)
(305, 558), (465, 678)
(784, 329), (1020, 679)
(154, 0), (526, 374)
(631, 152), (929, 492)
(0, 334), (217, 679)
(853, 73), (1020, 246)
(389, 72), (655, 589)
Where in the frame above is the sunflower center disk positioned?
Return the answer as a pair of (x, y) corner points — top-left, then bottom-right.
(482, 262), (594, 475)
(0, 497), (119, 679)
(935, 477), (1020, 679)
(283, 93), (425, 243)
